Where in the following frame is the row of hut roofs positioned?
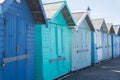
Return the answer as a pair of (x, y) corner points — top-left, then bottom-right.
(43, 1), (120, 34)
(0, 0), (120, 80)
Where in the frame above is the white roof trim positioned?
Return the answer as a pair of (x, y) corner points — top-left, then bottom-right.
(72, 11), (94, 31)
(113, 25), (119, 35)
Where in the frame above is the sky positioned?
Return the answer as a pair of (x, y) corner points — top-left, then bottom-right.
(42, 0), (120, 25)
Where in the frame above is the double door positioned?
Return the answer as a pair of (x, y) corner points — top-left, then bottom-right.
(45, 24), (70, 79)
(71, 29), (91, 71)
(0, 14), (30, 80)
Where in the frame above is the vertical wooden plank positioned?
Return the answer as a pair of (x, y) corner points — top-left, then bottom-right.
(0, 16), (4, 80)
(62, 27), (70, 73)
(3, 14), (17, 80)
(51, 24), (58, 79)
(71, 30), (78, 71)
(57, 27), (64, 75)
(17, 17), (26, 80)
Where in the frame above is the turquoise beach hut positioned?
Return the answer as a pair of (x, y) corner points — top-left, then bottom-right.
(34, 1), (76, 80)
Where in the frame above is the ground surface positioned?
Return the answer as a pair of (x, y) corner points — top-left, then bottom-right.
(62, 57), (120, 80)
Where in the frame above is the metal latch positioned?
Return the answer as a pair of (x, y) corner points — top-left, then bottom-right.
(2, 54), (29, 66)
(1, 62), (5, 67)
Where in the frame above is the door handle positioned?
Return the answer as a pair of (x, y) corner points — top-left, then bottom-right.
(58, 56), (61, 57)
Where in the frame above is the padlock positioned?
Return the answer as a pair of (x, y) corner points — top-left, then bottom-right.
(1, 63), (5, 67)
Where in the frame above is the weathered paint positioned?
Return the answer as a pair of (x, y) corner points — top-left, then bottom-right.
(91, 19), (108, 63)
(112, 26), (120, 58)
(34, 1), (76, 80)
(71, 21), (91, 71)
(106, 23), (115, 60)
(102, 31), (109, 60)
(112, 35), (120, 58)
(0, 0), (46, 80)
(91, 31), (103, 63)
(106, 33), (112, 59)
(71, 12), (94, 71)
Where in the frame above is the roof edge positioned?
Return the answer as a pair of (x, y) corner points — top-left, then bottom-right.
(43, 0), (66, 5)
(76, 12), (95, 31)
(64, 1), (76, 26)
(44, 1), (76, 27)
(38, 0), (48, 25)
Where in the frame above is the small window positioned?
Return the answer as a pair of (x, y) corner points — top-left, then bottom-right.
(0, 0), (5, 4)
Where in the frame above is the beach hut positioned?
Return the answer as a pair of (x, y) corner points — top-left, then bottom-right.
(112, 25), (120, 58)
(91, 18), (108, 63)
(106, 23), (115, 59)
(0, 0), (47, 80)
(71, 12), (94, 71)
(34, 1), (76, 80)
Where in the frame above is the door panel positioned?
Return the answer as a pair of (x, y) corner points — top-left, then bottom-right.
(94, 31), (102, 62)
(0, 16), (4, 80)
(17, 17), (26, 80)
(71, 30), (78, 71)
(62, 28), (70, 73)
(116, 37), (119, 56)
(107, 34), (112, 58)
(113, 36), (116, 57)
(57, 27), (64, 75)
(42, 27), (51, 80)
(102, 33), (107, 60)
(50, 25), (58, 79)
(86, 30), (91, 65)
(4, 14), (17, 80)
(2, 14), (28, 80)
(98, 32), (102, 60)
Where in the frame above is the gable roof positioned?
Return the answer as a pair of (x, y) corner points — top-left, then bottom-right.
(118, 27), (120, 36)
(0, 0), (47, 24)
(107, 23), (115, 34)
(92, 18), (108, 33)
(43, 1), (76, 27)
(113, 25), (120, 35)
(28, 0), (47, 24)
(72, 12), (95, 31)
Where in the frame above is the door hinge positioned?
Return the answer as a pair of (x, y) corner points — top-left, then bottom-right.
(16, 45), (19, 53)
(4, 18), (6, 28)
(25, 49), (27, 54)
(2, 51), (5, 58)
